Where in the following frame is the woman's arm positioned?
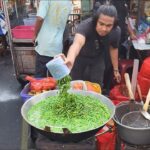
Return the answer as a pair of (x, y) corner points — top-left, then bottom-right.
(33, 16), (43, 43)
(109, 46), (121, 83)
(65, 33), (86, 69)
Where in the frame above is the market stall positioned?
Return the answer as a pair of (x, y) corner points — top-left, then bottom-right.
(1, 0), (150, 149)
(129, 0), (150, 60)
(2, 0), (93, 86)
(1, 0), (36, 86)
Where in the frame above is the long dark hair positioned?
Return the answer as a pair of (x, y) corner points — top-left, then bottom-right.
(93, 4), (118, 28)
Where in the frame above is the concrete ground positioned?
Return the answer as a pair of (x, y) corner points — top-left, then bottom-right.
(0, 51), (28, 150)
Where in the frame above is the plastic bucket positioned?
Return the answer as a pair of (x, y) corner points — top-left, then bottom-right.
(20, 83), (32, 102)
(28, 13), (36, 18)
(23, 18), (36, 25)
(46, 57), (70, 80)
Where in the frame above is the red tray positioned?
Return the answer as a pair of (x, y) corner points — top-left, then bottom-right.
(11, 25), (34, 39)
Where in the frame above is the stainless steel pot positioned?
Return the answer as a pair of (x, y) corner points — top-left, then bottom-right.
(21, 90), (115, 142)
(114, 101), (150, 145)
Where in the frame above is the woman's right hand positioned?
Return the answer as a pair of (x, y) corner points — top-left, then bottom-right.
(130, 33), (137, 40)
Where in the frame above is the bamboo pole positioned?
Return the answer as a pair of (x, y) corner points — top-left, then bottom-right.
(2, 0), (17, 77)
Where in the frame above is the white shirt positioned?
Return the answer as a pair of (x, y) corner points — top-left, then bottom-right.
(35, 0), (72, 57)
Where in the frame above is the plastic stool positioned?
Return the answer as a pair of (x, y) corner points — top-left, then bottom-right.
(119, 59), (134, 83)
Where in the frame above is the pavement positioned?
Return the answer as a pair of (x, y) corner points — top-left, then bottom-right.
(0, 51), (24, 150)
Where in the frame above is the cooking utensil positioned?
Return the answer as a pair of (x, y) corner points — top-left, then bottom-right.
(46, 56), (70, 80)
(121, 74), (150, 127)
(141, 89), (150, 120)
(121, 89), (150, 128)
(113, 100), (150, 145)
(113, 74), (150, 145)
(141, 111), (150, 120)
(21, 90), (115, 142)
(120, 73), (145, 127)
(121, 110), (150, 128)
(131, 59), (139, 96)
(137, 83), (144, 104)
(124, 73), (134, 100)
(124, 73), (136, 112)
(114, 73), (136, 124)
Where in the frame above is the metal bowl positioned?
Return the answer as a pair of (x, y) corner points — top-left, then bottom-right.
(21, 90), (115, 142)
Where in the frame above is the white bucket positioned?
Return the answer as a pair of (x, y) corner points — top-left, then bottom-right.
(46, 57), (70, 80)
(28, 13), (36, 18)
(23, 18), (36, 25)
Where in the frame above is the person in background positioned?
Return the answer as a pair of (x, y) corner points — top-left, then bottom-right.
(94, 0), (137, 58)
(92, 0), (137, 94)
(33, 0), (72, 77)
(93, 0), (107, 13)
(111, 0), (137, 59)
(60, 4), (121, 89)
(0, 9), (8, 56)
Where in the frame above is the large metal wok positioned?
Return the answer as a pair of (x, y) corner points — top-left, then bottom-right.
(21, 90), (115, 142)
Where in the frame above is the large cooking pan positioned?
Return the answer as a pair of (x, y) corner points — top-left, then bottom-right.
(21, 90), (115, 142)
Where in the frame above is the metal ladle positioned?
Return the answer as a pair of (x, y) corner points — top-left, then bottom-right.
(141, 89), (150, 120)
(121, 89), (150, 128)
(121, 74), (150, 128)
(136, 83), (144, 105)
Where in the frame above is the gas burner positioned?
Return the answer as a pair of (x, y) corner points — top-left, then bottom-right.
(35, 134), (96, 150)
(116, 137), (150, 150)
(123, 141), (150, 150)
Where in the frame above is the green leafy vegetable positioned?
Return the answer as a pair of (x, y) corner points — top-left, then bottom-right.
(27, 75), (111, 133)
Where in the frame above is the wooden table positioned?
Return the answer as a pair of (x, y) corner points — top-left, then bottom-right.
(132, 40), (150, 51)
(132, 40), (150, 61)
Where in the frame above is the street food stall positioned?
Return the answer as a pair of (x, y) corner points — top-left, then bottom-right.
(1, 0), (36, 86)
(130, 0), (150, 60)
(2, 0), (150, 150)
(2, 0), (93, 86)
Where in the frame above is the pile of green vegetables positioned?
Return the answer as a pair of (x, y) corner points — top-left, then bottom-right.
(27, 75), (111, 133)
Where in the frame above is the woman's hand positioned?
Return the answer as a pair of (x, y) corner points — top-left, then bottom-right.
(113, 70), (121, 83)
(130, 33), (137, 40)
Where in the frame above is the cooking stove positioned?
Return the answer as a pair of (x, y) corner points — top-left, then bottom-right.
(124, 143), (150, 150)
(35, 133), (96, 150)
(116, 136), (150, 150)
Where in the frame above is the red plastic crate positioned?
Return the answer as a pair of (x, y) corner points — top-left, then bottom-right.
(11, 25), (34, 39)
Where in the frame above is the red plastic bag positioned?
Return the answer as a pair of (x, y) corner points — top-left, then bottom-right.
(139, 57), (150, 79)
(109, 84), (129, 101)
(111, 100), (122, 105)
(96, 126), (116, 150)
(138, 74), (150, 98)
(109, 84), (141, 102)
